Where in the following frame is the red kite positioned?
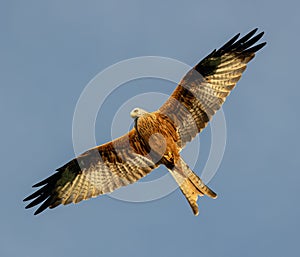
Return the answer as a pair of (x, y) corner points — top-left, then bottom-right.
(24, 29), (266, 215)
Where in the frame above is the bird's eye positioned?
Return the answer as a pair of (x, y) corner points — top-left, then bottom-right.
(134, 109), (138, 112)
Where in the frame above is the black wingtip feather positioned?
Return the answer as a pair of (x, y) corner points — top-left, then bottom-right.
(25, 193), (49, 209)
(236, 32), (264, 51)
(194, 28), (266, 77)
(206, 30), (265, 60)
(230, 28), (258, 48)
(24, 186), (57, 215)
(244, 42), (267, 53)
(24, 170), (63, 215)
(219, 33), (240, 51)
(25, 159), (83, 215)
(32, 172), (60, 187)
(213, 28), (266, 56)
(34, 196), (56, 215)
(239, 28), (258, 42)
(23, 185), (48, 201)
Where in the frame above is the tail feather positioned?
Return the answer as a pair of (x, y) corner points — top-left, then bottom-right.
(169, 159), (217, 216)
(187, 169), (217, 199)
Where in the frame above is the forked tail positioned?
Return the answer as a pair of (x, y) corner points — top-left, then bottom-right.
(169, 158), (217, 215)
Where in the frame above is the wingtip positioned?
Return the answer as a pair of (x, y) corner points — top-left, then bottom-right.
(32, 180), (47, 188)
(244, 41), (267, 53)
(255, 31), (265, 41)
(212, 28), (266, 57)
(23, 196), (30, 202)
(25, 202), (35, 209)
(248, 28), (259, 36)
(232, 32), (241, 41)
(33, 209), (43, 215)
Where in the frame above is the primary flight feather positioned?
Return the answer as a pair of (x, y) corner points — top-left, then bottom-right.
(24, 29), (266, 215)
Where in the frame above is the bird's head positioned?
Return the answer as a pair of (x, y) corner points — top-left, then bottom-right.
(130, 108), (148, 119)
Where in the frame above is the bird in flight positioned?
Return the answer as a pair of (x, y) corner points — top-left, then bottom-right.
(24, 28), (266, 215)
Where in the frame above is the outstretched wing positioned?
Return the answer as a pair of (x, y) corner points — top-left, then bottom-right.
(158, 28), (266, 148)
(24, 130), (157, 215)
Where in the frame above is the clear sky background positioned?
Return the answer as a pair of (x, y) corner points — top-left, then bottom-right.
(1, 1), (299, 257)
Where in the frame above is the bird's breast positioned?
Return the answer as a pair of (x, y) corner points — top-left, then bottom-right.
(135, 113), (180, 163)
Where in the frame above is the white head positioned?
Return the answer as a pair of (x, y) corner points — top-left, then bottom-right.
(130, 108), (148, 118)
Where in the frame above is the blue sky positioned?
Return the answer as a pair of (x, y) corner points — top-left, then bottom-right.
(1, 1), (299, 257)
